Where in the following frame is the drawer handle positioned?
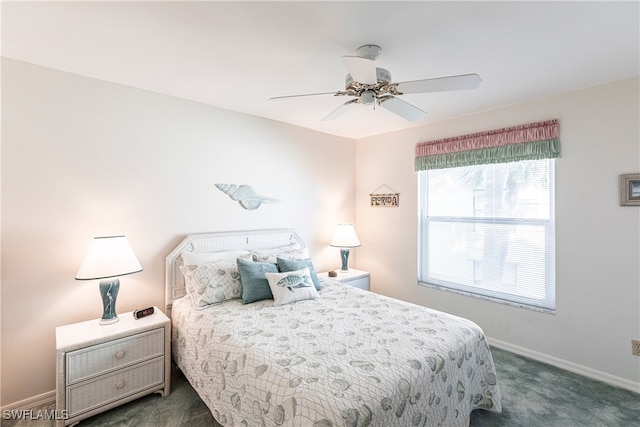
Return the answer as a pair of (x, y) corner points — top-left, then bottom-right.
(115, 381), (125, 389)
(115, 351), (125, 359)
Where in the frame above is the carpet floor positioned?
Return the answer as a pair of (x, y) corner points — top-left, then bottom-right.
(3, 348), (638, 426)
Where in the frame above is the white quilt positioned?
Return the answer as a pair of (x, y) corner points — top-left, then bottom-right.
(172, 280), (502, 427)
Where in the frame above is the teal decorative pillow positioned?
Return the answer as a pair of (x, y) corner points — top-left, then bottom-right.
(276, 257), (322, 291)
(265, 267), (320, 306)
(237, 258), (278, 304)
(179, 260), (242, 308)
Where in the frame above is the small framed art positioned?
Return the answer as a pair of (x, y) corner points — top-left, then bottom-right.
(619, 174), (640, 206)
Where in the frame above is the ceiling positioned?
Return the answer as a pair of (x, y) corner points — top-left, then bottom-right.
(2, 1), (639, 139)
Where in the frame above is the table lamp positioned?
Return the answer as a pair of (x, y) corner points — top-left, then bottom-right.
(330, 224), (361, 272)
(75, 235), (142, 325)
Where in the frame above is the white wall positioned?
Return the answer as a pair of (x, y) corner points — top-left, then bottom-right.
(1, 59), (356, 406)
(355, 78), (640, 391)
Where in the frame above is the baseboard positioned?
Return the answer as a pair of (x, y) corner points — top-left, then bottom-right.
(488, 337), (640, 394)
(1, 390), (55, 412)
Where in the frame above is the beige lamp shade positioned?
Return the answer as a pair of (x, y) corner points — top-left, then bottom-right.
(76, 235), (142, 280)
(330, 224), (361, 248)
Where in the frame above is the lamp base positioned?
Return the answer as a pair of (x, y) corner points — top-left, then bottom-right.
(340, 248), (350, 272)
(99, 278), (120, 326)
(99, 316), (119, 325)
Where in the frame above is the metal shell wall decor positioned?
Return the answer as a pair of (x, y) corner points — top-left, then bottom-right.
(215, 184), (281, 210)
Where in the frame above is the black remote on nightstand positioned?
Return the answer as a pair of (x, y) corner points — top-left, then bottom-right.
(133, 307), (154, 319)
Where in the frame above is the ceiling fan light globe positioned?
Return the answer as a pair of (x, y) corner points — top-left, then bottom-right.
(376, 68), (391, 84)
(360, 91), (375, 105)
(345, 74), (354, 86)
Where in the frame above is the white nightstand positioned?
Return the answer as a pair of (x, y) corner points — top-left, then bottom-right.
(318, 268), (370, 291)
(55, 307), (170, 426)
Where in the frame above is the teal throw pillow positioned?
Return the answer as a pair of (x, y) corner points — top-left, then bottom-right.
(237, 258), (278, 304)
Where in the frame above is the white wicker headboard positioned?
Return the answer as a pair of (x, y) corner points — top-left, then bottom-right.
(165, 228), (304, 317)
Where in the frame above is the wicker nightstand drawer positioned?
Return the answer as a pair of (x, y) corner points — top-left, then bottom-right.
(66, 328), (164, 384)
(66, 357), (164, 417)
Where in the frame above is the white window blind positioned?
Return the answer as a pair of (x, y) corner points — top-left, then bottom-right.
(418, 159), (555, 312)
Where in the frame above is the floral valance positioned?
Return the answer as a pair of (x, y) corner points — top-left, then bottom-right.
(415, 119), (560, 171)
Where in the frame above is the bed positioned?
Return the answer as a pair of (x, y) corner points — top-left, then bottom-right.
(166, 228), (502, 427)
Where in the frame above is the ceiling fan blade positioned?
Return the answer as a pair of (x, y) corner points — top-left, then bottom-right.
(342, 56), (377, 85)
(395, 73), (482, 94)
(322, 100), (358, 121)
(379, 96), (427, 122)
(269, 91), (344, 101)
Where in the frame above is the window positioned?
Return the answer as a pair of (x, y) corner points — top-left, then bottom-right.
(418, 158), (555, 312)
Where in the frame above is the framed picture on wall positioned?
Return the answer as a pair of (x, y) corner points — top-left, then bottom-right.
(619, 174), (640, 206)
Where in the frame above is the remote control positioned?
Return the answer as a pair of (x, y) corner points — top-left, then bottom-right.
(133, 307), (154, 319)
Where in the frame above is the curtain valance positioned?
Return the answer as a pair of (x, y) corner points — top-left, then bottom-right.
(415, 119), (560, 171)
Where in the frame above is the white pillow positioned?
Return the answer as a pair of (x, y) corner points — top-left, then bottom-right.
(265, 267), (319, 306)
(251, 245), (309, 263)
(181, 250), (250, 266)
(179, 260), (242, 308)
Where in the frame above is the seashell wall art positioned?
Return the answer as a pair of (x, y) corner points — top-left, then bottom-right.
(215, 183), (281, 210)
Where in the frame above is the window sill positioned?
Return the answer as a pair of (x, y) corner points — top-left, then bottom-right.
(417, 280), (556, 315)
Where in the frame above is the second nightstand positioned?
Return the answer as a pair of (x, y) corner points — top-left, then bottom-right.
(55, 307), (170, 426)
(319, 268), (370, 291)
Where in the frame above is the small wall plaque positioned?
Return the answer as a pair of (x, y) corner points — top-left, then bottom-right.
(370, 185), (399, 207)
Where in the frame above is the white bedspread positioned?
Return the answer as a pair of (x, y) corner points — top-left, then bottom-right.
(172, 279), (502, 427)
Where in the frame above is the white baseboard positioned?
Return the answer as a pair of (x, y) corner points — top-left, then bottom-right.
(1, 390), (55, 412)
(488, 337), (640, 394)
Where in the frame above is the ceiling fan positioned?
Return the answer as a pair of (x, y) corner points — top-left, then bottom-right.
(269, 44), (482, 122)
